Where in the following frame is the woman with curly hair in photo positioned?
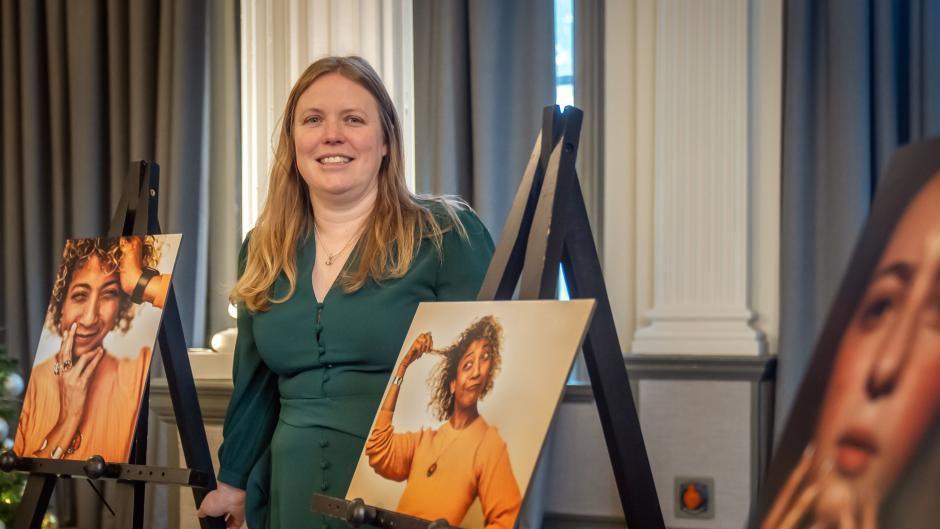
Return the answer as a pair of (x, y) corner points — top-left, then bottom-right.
(365, 316), (522, 529)
(13, 236), (171, 461)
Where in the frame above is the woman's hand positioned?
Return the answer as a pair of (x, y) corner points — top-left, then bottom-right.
(53, 322), (77, 376)
(198, 482), (246, 529)
(379, 332), (432, 416)
(760, 445), (875, 529)
(36, 332), (105, 458)
(118, 237), (145, 297)
(56, 345), (106, 421)
(399, 332), (433, 375)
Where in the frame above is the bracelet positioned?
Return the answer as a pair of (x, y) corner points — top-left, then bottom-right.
(131, 267), (159, 304)
(392, 375), (404, 386)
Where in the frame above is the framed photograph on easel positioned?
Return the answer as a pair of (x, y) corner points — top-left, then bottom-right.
(346, 299), (595, 529)
(14, 234), (181, 463)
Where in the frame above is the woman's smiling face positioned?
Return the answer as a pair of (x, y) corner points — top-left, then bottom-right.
(59, 255), (121, 355)
(812, 173), (940, 510)
(292, 72), (388, 203)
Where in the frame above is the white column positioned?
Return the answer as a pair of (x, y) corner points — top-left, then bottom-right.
(239, 0), (415, 238)
(622, 0), (781, 356)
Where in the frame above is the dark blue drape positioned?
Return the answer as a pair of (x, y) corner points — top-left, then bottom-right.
(777, 0), (940, 430)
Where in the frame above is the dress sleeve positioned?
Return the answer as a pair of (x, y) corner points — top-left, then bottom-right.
(217, 236), (281, 490)
(364, 410), (421, 482)
(435, 207), (495, 301)
(476, 429), (523, 529)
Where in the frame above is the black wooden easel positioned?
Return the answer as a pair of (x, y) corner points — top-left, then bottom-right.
(1, 161), (225, 529)
(476, 105), (664, 528)
(312, 106), (665, 529)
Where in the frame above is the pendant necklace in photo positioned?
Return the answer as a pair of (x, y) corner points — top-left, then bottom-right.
(426, 420), (473, 477)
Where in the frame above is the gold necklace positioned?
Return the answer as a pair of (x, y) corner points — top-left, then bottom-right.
(426, 417), (476, 477)
(314, 222), (360, 266)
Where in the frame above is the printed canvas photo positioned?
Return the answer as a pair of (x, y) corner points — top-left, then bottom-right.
(13, 234), (182, 463)
(752, 138), (940, 529)
(346, 299), (595, 529)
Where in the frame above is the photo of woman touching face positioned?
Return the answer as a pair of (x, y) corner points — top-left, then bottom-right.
(754, 139), (940, 529)
(13, 235), (180, 462)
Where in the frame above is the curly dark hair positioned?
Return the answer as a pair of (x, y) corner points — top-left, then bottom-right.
(45, 236), (161, 335)
(428, 315), (503, 421)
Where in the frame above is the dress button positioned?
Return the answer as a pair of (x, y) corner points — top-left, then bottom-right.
(320, 481), (329, 491)
(319, 439), (329, 448)
(326, 363), (333, 369)
(320, 460), (330, 470)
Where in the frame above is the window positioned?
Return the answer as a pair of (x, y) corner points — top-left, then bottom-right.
(555, 0), (574, 302)
(555, 0), (589, 384)
(555, 0), (575, 110)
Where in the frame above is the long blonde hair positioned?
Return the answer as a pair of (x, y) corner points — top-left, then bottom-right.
(233, 56), (465, 312)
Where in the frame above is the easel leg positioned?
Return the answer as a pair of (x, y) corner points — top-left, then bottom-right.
(562, 183), (665, 529)
(14, 474), (56, 529)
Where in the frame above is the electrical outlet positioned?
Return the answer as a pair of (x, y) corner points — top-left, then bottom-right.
(675, 476), (715, 519)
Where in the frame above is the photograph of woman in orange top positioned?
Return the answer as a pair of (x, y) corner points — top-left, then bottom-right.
(365, 316), (523, 529)
(13, 235), (177, 462)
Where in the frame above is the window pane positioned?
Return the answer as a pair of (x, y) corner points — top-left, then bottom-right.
(554, 0), (575, 106)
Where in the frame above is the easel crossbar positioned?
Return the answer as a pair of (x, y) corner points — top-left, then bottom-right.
(6, 458), (209, 487)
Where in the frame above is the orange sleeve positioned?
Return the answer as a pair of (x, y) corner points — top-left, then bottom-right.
(13, 375), (36, 455)
(364, 410), (422, 482)
(476, 429), (523, 529)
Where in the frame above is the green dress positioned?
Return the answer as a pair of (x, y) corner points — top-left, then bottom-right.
(217, 207), (494, 529)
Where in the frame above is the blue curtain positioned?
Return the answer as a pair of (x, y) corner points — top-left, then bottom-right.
(777, 0), (940, 430)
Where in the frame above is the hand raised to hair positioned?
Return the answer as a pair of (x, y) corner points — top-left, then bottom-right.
(400, 332), (433, 374)
(118, 237), (145, 297)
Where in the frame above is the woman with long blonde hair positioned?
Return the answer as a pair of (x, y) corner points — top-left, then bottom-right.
(198, 56), (493, 528)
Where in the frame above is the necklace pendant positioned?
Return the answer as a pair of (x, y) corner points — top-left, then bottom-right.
(426, 463), (437, 477)
(325, 254), (335, 266)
